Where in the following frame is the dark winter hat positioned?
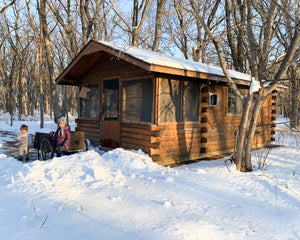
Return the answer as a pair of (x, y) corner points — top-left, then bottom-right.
(20, 124), (28, 131)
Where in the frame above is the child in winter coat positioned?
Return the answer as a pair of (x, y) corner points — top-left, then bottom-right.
(50, 117), (71, 157)
(17, 124), (29, 162)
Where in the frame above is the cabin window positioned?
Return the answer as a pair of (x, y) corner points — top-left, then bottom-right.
(103, 79), (119, 121)
(160, 79), (180, 122)
(209, 93), (219, 107)
(183, 81), (200, 121)
(160, 78), (199, 122)
(80, 84), (100, 118)
(228, 88), (244, 115)
(123, 79), (152, 122)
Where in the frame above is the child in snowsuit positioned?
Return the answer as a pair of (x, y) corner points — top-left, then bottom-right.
(17, 124), (29, 162)
(50, 117), (71, 157)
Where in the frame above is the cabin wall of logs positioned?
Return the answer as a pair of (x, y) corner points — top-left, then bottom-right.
(119, 81), (276, 166)
(74, 55), (276, 166)
(75, 118), (101, 142)
(198, 85), (276, 160)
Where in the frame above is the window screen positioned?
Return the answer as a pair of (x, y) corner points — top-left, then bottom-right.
(123, 79), (152, 122)
(160, 79), (180, 122)
(103, 79), (119, 121)
(183, 81), (199, 121)
(228, 88), (244, 114)
(80, 84), (99, 118)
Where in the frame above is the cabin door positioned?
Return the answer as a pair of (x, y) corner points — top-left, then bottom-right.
(101, 79), (120, 148)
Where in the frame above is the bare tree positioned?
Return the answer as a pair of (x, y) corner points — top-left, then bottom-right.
(0, 43), (17, 126)
(1, 3), (33, 122)
(79, 0), (103, 45)
(26, 0), (46, 127)
(132, 0), (152, 46)
(47, 0), (80, 60)
(38, 0), (61, 122)
(224, 0), (247, 72)
(152, 0), (167, 51)
(275, 0), (300, 130)
(166, 0), (191, 59)
(164, 0), (219, 61)
(190, 0), (300, 171)
(111, 0), (151, 46)
(190, 0), (221, 62)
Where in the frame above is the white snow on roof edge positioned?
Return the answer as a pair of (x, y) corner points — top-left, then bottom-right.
(97, 40), (252, 82)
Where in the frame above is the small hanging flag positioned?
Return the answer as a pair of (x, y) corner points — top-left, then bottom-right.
(79, 86), (91, 98)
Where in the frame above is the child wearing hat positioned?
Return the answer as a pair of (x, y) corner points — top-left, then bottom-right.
(50, 117), (71, 157)
(18, 124), (29, 162)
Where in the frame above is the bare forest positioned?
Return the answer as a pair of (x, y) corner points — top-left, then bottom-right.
(0, 0), (299, 133)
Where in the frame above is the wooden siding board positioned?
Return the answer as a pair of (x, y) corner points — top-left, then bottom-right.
(122, 132), (159, 143)
(121, 137), (159, 148)
(121, 143), (151, 154)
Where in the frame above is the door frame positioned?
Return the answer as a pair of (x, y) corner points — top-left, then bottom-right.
(100, 77), (121, 148)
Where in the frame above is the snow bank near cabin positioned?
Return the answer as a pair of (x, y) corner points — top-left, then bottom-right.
(6, 149), (162, 205)
(101, 148), (161, 174)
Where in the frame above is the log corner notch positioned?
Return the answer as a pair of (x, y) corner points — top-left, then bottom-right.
(270, 92), (277, 142)
(199, 86), (210, 157)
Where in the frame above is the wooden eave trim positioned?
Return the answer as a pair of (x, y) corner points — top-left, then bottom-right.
(150, 64), (251, 86)
(150, 65), (209, 79)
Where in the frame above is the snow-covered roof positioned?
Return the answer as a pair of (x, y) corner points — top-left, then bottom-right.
(97, 40), (252, 82)
(56, 39), (252, 85)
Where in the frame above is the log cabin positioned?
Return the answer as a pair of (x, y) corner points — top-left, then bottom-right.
(56, 40), (276, 166)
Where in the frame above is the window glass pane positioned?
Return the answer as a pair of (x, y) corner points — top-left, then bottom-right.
(80, 84), (99, 118)
(160, 79), (180, 122)
(209, 93), (219, 106)
(123, 79), (152, 122)
(103, 79), (119, 120)
(183, 81), (199, 121)
(228, 88), (244, 114)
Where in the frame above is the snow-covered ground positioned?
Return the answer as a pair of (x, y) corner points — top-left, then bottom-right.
(0, 114), (299, 240)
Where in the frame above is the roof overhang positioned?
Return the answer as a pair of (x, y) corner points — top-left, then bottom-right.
(56, 39), (252, 86)
(56, 40), (152, 85)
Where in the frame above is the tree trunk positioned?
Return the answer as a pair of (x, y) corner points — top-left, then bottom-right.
(290, 82), (299, 130)
(38, 0), (60, 122)
(17, 60), (25, 121)
(225, 0), (246, 72)
(132, 0), (139, 47)
(131, 0), (151, 47)
(152, 0), (167, 52)
(40, 97), (44, 129)
(10, 114), (13, 127)
(234, 92), (263, 171)
(45, 96), (50, 115)
(289, 66), (299, 130)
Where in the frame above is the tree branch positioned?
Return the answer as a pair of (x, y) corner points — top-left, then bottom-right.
(189, 0), (245, 100)
(0, 0), (16, 14)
